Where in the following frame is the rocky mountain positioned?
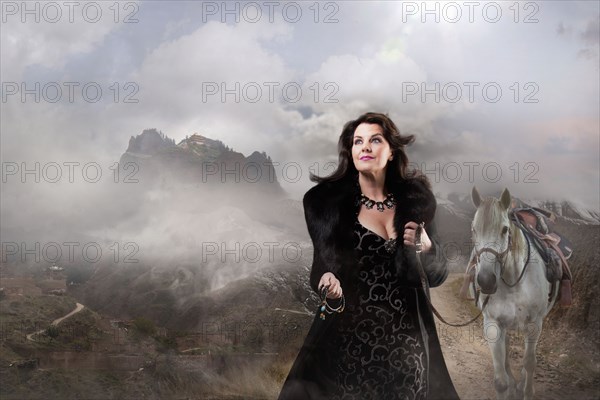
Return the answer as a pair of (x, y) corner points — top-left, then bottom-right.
(119, 129), (285, 197)
(124, 128), (177, 156)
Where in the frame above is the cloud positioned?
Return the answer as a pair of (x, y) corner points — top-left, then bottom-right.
(556, 15), (599, 65)
(580, 16), (600, 45)
(128, 20), (297, 154)
(0, 2), (130, 81)
(1, 0), (598, 216)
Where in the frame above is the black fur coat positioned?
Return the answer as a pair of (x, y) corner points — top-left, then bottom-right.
(291, 172), (459, 400)
(303, 172), (448, 294)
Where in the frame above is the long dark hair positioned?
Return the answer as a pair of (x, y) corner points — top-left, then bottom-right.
(310, 112), (426, 186)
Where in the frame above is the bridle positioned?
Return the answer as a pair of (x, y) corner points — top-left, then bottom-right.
(413, 218), (531, 328)
(473, 222), (531, 288)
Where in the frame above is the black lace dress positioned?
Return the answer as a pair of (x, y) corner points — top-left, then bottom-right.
(278, 216), (433, 400)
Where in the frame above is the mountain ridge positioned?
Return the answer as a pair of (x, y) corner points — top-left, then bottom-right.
(119, 128), (284, 196)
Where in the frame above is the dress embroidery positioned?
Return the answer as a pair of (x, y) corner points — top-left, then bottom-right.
(328, 218), (428, 400)
(356, 219), (398, 254)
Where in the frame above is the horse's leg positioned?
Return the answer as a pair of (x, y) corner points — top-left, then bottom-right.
(504, 333), (517, 399)
(485, 320), (510, 400)
(518, 320), (542, 400)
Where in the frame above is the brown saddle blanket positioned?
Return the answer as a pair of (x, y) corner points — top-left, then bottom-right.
(512, 207), (573, 261)
(510, 207), (573, 282)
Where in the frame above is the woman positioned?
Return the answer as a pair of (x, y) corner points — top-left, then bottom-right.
(277, 112), (459, 400)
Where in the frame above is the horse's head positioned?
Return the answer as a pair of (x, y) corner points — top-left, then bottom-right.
(471, 186), (513, 295)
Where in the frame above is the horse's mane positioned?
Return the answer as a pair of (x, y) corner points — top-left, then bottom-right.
(475, 197), (525, 254)
(474, 198), (506, 231)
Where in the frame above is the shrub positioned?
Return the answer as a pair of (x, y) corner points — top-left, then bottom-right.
(133, 317), (156, 336)
(45, 325), (60, 341)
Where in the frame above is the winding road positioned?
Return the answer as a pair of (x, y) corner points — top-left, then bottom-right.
(26, 302), (85, 342)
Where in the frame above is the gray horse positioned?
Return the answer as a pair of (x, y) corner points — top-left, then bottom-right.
(470, 187), (559, 400)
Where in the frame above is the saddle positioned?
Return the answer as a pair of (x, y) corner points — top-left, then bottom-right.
(458, 206), (573, 308)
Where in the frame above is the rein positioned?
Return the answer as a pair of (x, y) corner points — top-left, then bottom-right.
(414, 223), (489, 328)
(503, 228), (531, 287)
(473, 220), (531, 288)
(414, 218), (533, 328)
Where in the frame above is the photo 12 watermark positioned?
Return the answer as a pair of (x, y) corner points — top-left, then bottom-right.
(401, 81), (540, 104)
(1, 241), (140, 264)
(400, 1), (540, 24)
(199, 241), (304, 264)
(408, 161), (540, 184)
(435, 319), (544, 344)
(200, 81), (339, 104)
(1, 1), (140, 24)
(199, 1), (340, 24)
(193, 160), (303, 184)
(2, 161), (140, 184)
(94, 160), (539, 186)
(1, 82), (140, 104)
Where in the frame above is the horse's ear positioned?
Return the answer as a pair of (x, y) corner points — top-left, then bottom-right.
(472, 186), (482, 208)
(500, 188), (511, 210)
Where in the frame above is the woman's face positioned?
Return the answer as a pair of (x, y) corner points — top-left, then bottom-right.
(352, 123), (393, 175)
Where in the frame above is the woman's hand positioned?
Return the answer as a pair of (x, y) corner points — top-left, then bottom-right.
(403, 221), (432, 252)
(318, 272), (343, 299)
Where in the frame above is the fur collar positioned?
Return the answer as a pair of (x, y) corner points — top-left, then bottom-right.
(303, 173), (437, 231)
(302, 173), (440, 290)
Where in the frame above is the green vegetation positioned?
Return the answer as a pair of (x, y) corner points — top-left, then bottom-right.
(132, 317), (156, 336)
(154, 333), (178, 353)
(50, 308), (104, 350)
(45, 326), (60, 341)
(0, 295), (76, 343)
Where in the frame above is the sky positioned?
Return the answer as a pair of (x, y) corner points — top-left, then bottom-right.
(1, 0), (599, 215)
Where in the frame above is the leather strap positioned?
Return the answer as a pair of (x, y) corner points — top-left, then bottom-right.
(415, 223), (488, 327)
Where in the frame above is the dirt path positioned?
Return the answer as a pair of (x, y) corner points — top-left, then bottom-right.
(432, 273), (496, 399)
(432, 273), (588, 400)
(26, 302), (85, 341)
